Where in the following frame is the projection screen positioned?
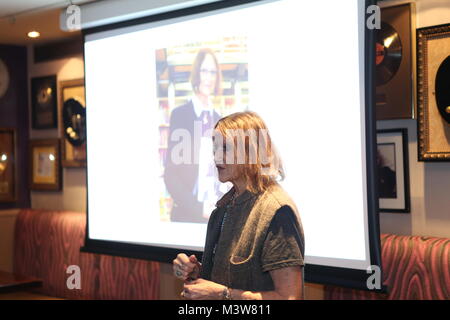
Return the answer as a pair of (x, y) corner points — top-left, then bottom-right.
(83, 0), (382, 290)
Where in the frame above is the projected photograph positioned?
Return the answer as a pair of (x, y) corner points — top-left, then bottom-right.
(155, 37), (249, 224)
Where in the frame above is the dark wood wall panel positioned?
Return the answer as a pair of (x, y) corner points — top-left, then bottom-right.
(34, 36), (83, 63)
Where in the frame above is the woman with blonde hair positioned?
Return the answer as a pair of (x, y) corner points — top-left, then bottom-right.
(173, 111), (305, 300)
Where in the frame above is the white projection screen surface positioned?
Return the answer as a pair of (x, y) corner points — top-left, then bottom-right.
(83, 0), (382, 290)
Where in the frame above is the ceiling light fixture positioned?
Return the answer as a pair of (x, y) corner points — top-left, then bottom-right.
(27, 31), (40, 38)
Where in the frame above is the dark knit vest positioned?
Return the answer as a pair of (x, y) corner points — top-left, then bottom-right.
(200, 183), (304, 292)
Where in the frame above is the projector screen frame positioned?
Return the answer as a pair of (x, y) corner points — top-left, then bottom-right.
(81, 0), (384, 292)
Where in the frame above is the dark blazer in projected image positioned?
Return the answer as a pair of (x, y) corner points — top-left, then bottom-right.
(164, 100), (221, 224)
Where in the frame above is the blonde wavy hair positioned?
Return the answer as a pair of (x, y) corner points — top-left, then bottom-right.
(214, 111), (284, 194)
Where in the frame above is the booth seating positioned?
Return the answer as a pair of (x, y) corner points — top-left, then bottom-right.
(324, 234), (449, 300)
(11, 209), (449, 300)
(13, 209), (159, 300)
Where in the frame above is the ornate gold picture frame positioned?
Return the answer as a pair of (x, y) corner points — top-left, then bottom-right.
(417, 24), (450, 161)
(0, 128), (16, 202)
(29, 139), (62, 191)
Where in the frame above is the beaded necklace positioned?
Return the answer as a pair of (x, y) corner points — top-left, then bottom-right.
(220, 190), (237, 231)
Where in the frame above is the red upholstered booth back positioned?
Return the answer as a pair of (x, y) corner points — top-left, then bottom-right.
(325, 234), (450, 300)
(13, 209), (160, 300)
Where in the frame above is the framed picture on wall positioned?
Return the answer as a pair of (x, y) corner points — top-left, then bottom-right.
(376, 3), (416, 120)
(31, 75), (58, 129)
(59, 79), (86, 167)
(417, 23), (450, 161)
(377, 129), (410, 213)
(29, 139), (62, 191)
(0, 128), (16, 202)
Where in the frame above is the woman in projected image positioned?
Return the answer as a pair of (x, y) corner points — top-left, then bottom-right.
(172, 111), (305, 300)
(164, 48), (223, 224)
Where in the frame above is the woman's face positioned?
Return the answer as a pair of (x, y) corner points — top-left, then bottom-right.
(213, 134), (239, 183)
(198, 54), (218, 97)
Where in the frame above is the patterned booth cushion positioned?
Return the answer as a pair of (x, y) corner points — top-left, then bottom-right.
(325, 234), (450, 300)
(13, 209), (159, 300)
